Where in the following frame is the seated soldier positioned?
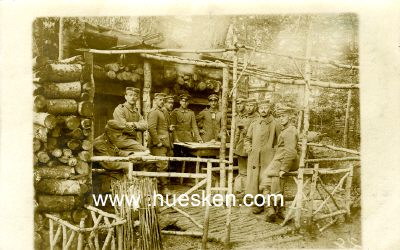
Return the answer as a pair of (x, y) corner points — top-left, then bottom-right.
(257, 106), (299, 222)
(93, 120), (149, 171)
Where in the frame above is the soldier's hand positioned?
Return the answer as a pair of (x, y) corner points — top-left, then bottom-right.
(169, 125), (175, 131)
(198, 140), (204, 143)
(199, 129), (205, 135)
(279, 170), (285, 178)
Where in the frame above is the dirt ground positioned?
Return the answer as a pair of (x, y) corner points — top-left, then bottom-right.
(162, 207), (361, 249)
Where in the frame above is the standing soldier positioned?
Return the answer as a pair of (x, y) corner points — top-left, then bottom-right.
(234, 98), (259, 197)
(233, 98), (248, 196)
(197, 94), (222, 142)
(113, 87), (147, 146)
(258, 106), (299, 221)
(171, 94), (203, 143)
(147, 93), (171, 194)
(162, 95), (175, 150)
(244, 100), (281, 207)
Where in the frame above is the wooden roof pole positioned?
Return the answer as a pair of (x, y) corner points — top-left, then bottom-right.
(237, 44), (359, 70)
(80, 48), (235, 54)
(296, 15), (313, 230)
(224, 52), (238, 249)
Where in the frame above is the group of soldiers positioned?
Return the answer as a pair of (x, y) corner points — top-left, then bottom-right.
(233, 98), (299, 222)
(93, 87), (223, 195)
(93, 86), (300, 222)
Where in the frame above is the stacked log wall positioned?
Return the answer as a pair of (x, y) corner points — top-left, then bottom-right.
(33, 56), (94, 249)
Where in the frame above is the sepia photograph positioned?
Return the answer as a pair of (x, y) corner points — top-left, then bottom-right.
(29, 14), (364, 249)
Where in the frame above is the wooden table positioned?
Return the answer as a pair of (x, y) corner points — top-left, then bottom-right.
(173, 142), (230, 184)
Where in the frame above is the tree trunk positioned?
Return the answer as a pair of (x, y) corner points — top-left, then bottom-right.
(33, 138), (42, 152)
(34, 95), (47, 111)
(62, 148), (73, 157)
(82, 129), (91, 137)
(78, 101), (94, 117)
(61, 115), (81, 130)
(47, 99), (78, 115)
(68, 128), (83, 139)
(81, 140), (92, 151)
(33, 55), (48, 70)
(34, 125), (48, 142)
(78, 151), (90, 162)
(40, 63), (82, 82)
(34, 112), (57, 129)
(37, 151), (50, 163)
(68, 157), (78, 167)
(50, 126), (62, 138)
(37, 195), (80, 212)
(36, 180), (85, 195)
(42, 82), (82, 99)
(46, 138), (58, 151)
(81, 119), (92, 130)
(35, 166), (75, 179)
(67, 139), (81, 150)
(51, 148), (63, 158)
(75, 161), (90, 175)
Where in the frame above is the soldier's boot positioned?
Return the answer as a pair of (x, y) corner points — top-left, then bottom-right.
(252, 196), (265, 214)
(265, 206), (277, 223)
(274, 194), (285, 219)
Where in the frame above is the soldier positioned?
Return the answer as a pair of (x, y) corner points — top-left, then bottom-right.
(147, 93), (171, 194)
(162, 95), (175, 150)
(258, 106), (299, 222)
(244, 100), (281, 206)
(170, 94), (203, 143)
(197, 94), (222, 142)
(93, 120), (148, 171)
(113, 87), (147, 146)
(233, 98), (248, 196)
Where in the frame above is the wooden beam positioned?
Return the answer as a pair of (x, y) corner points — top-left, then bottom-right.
(343, 89), (352, 147)
(248, 77), (359, 89)
(79, 48), (234, 54)
(140, 53), (227, 68)
(237, 44), (359, 70)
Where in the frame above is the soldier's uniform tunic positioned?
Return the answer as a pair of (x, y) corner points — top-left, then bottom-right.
(244, 115), (281, 196)
(197, 108), (222, 142)
(112, 102), (147, 146)
(170, 107), (202, 142)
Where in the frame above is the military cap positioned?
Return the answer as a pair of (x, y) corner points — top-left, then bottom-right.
(258, 99), (272, 106)
(246, 98), (257, 104)
(165, 95), (175, 102)
(154, 93), (167, 99)
(179, 93), (191, 100)
(208, 94), (219, 101)
(236, 97), (247, 104)
(126, 87), (140, 94)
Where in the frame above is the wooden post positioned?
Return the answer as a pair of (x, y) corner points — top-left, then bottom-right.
(344, 164), (354, 220)
(307, 163), (319, 232)
(225, 52), (238, 249)
(77, 218), (85, 250)
(343, 89), (352, 148)
(84, 51), (94, 205)
(202, 161), (212, 250)
(297, 110), (303, 134)
(49, 219), (54, 250)
(58, 17), (64, 61)
(143, 60), (152, 147)
(295, 16), (313, 229)
(219, 66), (229, 194)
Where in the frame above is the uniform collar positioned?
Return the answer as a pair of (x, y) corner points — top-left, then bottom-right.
(259, 115), (274, 124)
(123, 102), (137, 112)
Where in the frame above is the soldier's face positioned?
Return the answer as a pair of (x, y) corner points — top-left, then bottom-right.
(125, 90), (139, 105)
(259, 105), (271, 117)
(246, 103), (256, 114)
(155, 98), (164, 108)
(180, 99), (189, 108)
(237, 102), (245, 113)
(209, 100), (218, 109)
(279, 114), (290, 125)
(165, 101), (174, 111)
